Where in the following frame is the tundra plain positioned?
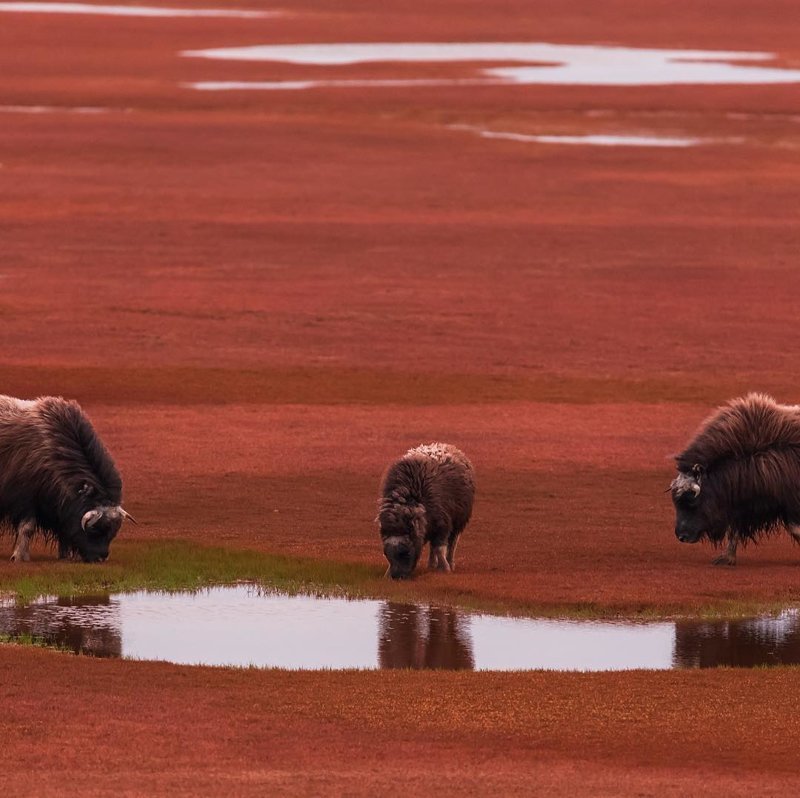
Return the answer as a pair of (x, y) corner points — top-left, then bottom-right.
(2, 0), (800, 794)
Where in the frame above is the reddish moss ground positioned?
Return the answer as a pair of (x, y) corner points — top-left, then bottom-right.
(1, 0), (800, 793)
(3, 646), (800, 796)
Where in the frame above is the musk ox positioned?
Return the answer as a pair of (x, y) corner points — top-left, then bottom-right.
(0, 395), (134, 563)
(377, 442), (475, 579)
(670, 392), (800, 565)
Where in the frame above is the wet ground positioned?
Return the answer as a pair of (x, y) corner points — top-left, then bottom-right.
(4, 586), (800, 671)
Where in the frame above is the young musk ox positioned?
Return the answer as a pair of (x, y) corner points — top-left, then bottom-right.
(378, 443), (475, 579)
(0, 395), (135, 563)
(670, 393), (800, 565)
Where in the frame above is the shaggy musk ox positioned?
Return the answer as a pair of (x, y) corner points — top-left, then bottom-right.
(378, 443), (475, 579)
(670, 393), (800, 565)
(0, 395), (134, 563)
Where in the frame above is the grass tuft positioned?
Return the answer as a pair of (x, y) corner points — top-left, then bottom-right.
(0, 632), (71, 653)
(1, 540), (799, 622)
(0, 540), (376, 605)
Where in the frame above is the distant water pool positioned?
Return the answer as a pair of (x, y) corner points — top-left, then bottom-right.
(0, 2), (274, 17)
(181, 42), (800, 88)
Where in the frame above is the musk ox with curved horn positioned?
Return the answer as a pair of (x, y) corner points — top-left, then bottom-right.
(670, 393), (800, 565)
(0, 395), (135, 563)
(377, 443), (475, 579)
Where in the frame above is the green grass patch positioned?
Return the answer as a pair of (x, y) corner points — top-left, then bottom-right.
(368, 584), (800, 622)
(0, 539), (377, 605)
(0, 633), (71, 653)
(1, 539), (798, 622)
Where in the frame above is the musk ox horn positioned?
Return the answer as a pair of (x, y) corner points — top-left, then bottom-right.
(119, 508), (137, 525)
(81, 509), (103, 530)
(670, 472), (701, 498)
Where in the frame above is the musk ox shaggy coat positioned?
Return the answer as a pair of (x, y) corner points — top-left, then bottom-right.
(378, 443), (475, 579)
(0, 395), (133, 563)
(670, 393), (800, 565)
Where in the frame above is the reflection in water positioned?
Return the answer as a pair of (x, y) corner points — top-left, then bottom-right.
(674, 611), (800, 668)
(378, 604), (474, 670)
(1, 587), (800, 671)
(0, 595), (122, 657)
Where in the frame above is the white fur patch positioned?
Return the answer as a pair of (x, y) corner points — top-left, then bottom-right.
(406, 442), (461, 466)
(382, 535), (408, 549)
(671, 472), (700, 497)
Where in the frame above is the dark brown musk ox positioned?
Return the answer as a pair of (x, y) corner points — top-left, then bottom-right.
(670, 393), (800, 565)
(377, 443), (475, 579)
(0, 395), (135, 563)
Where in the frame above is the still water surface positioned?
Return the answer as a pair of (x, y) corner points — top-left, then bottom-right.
(1, 586), (797, 671)
(182, 42), (800, 88)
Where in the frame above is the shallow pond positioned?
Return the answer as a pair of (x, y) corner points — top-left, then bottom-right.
(1, 586), (798, 671)
(0, 2), (273, 17)
(182, 42), (800, 89)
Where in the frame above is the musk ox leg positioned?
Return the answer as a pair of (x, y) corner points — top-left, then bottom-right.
(428, 543), (451, 571)
(10, 520), (34, 563)
(712, 535), (737, 566)
(428, 545), (438, 571)
(433, 544), (451, 573)
(446, 534), (460, 571)
(788, 525), (800, 544)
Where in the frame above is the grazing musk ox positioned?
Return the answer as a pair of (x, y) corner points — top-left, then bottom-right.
(670, 393), (800, 565)
(378, 443), (475, 579)
(0, 395), (134, 563)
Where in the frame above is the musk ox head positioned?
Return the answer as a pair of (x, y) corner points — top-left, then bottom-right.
(379, 501), (427, 580)
(67, 485), (136, 562)
(670, 465), (724, 544)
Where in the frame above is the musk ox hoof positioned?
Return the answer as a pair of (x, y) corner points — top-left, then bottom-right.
(712, 554), (736, 566)
(428, 556), (451, 573)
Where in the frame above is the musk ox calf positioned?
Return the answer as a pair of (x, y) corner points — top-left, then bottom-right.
(378, 443), (475, 579)
(670, 392), (800, 565)
(0, 395), (134, 563)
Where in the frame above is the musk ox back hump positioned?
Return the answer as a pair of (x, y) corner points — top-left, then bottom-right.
(36, 397), (122, 501)
(391, 442), (475, 529)
(676, 393), (800, 473)
(406, 442), (473, 474)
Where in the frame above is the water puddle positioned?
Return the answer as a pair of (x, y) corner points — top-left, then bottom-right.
(448, 124), (705, 148)
(0, 105), (114, 114)
(187, 79), (503, 92)
(1, 585), (798, 671)
(181, 42), (800, 88)
(0, 2), (274, 17)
